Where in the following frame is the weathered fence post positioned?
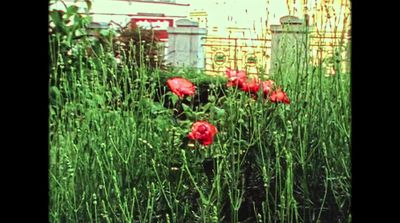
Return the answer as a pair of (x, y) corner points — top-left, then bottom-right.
(166, 19), (207, 69)
(269, 16), (308, 75)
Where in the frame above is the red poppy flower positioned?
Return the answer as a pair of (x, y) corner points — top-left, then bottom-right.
(269, 88), (290, 104)
(187, 121), (218, 146)
(260, 80), (275, 97)
(166, 77), (196, 98)
(240, 78), (260, 94)
(225, 68), (247, 88)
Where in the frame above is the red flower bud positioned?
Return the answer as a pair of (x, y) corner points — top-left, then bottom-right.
(240, 78), (260, 94)
(187, 121), (218, 146)
(269, 88), (290, 104)
(166, 77), (196, 98)
(260, 80), (275, 96)
(225, 68), (247, 88)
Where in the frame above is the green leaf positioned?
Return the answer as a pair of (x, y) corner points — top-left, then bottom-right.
(181, 103), (192, 114)
(49, 11), (67, 33)
(50, 86), (61, 100)
(171, 93), (179, 106)
(66, 5), (79, 17)
(200, 102), (212, 113)
(75, 29), (86, 37)
(100, 29), (110, 36)
(213, 107), (226, 119)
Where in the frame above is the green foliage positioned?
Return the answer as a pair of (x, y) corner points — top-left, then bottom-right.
(49, 10), (351, 222)
(49, 1), (93, 48)
(113, 26), (166, 71)
(160, 68), (228, 86)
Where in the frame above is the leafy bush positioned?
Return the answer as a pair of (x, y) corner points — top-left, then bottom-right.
(113, 25), (166, 71)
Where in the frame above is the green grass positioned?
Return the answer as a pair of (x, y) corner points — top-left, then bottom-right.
(49, 24), (350, 222)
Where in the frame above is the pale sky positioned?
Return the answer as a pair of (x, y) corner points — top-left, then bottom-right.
(51, 0), (350, 33)
(185, 0), (350, 33)
(187, 0), (290, 25)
